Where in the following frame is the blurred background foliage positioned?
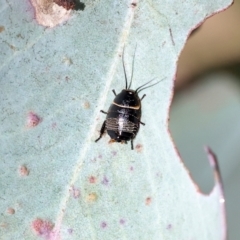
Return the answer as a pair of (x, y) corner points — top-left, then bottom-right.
(170, 1), (240, 239)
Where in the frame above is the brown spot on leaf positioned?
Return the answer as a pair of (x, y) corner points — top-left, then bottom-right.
(19, 165), (30, 176)
(31, 218), (54, 237)
(131, 2), (137, 7)
(82, 101), (90, 109)
(145, 197), (152, 205)
(6, 208), (15, 215)
(135, 144), (143, 153)
(89, 176), (97, 184)
(86, 192), (98, 202)
(0, 26), (5, 33)
(27, 112), (42, 127)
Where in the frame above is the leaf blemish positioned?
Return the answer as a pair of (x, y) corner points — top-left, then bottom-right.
(86, 192), (98, 202)
(0, 26), (5, 33)
(30, 0), (71, 28)
(101, 221), (107, 229)
(166, 224), (172, 229)
(82, 101), (90, 109)
(70, 185), (80, 199)
(62, 56), (73, 66)
(51, 122), (57, 129)
(18, 165), (30, 176)
(135, 144), (143, 153)
(65, 76), (70, 82)
(6, 208), (15, 215)
(119, 219), (126, 225)
(31, 218), (54, 238)
(101, 176), (109, 186)
(145, 197), (152, 205)
(131, 2), (137, 7)
(89, 176), (97, 184)
(169, 28), (175, 46)
(111, 151), (117, 156)
(91, 157), (97, 163)
(27, 112), (42, 128)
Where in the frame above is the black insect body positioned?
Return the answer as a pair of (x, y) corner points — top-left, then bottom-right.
(95, 47), (161, 150)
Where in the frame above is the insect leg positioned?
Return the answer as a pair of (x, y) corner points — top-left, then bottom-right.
(95, 120), (106, 142)
(140, 94), (146, 101)
(100, 110), (108, 114)
(112, 89), (117, 96)
(131, 139), (134, 150)
(139, 121), (145, 125)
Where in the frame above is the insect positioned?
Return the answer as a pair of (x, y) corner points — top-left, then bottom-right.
(95, 47), (162, 150)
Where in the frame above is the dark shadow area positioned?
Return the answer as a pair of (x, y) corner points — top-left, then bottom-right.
(75, 1), (86, 11)
(54, 0), (86, 11)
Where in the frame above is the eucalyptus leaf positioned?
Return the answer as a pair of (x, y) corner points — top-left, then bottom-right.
(0, 0), (231, 239)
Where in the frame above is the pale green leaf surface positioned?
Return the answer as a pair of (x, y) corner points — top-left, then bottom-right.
(0, 0), (231, 239)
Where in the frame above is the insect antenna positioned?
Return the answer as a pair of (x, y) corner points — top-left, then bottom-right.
(135, 77), (166, 93)
(122, 46), (128, 89)
(128, 45), (137, 89)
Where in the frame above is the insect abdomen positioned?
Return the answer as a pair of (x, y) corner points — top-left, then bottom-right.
(105, 104), (140, 141)
(106, 117), (138, 133)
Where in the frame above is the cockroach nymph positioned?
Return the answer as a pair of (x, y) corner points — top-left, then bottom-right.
(95, 46), (162, 150)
